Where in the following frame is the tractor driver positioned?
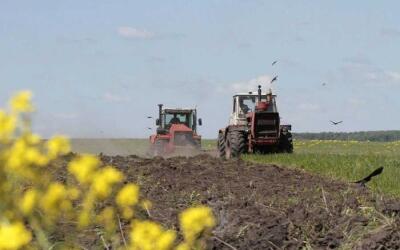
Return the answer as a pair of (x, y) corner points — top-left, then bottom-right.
(239, 98), (250, 114)
(169, 114), (181, 124)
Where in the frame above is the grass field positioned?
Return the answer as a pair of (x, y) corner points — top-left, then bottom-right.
(245, 140), (400, 197)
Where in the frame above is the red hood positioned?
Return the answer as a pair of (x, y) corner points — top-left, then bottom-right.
(169, 123), (193, 133)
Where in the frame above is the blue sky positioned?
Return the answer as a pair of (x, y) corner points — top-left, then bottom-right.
(0, 1), (399, 138)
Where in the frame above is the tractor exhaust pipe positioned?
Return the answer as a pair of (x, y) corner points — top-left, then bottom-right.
(256, 85), (268, 111)
(158, 104), (163, 127)
(257, 85), (262, 102)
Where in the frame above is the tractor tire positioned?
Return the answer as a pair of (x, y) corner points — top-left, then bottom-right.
(217, 132), (226, 158)
(279, 132), (293, 153)
(226, 130), (247, 158)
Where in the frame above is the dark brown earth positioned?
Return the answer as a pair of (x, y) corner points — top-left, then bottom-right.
(96, 154), (400, 250)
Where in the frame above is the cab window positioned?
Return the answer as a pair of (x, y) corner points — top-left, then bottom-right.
(239, 96), (256, 114)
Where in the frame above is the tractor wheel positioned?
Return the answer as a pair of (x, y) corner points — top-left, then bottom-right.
(217, 132), (226, 158)
(226, 130), (247, 158)
(279, 132), (293, 153)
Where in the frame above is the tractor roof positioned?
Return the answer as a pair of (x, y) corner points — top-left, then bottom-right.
(233, 92), (277, 97)
(163, 108), (195, 114)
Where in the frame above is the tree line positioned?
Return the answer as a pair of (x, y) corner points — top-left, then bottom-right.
(293, 130), (400, 142)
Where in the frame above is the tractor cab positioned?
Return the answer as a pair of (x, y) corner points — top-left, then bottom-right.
(156, 107), (202, 134)
(230, 86), (277, 126)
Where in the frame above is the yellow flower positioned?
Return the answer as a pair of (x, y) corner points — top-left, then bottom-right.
(9, 90), (34, 113)
(5, 139), (27, 170)
(5, 137), (48, 173)
(24, 133), (41, 145)
(46, 135), (70, 159)
(41, 182), (69, 214)
(68, 155), (99, 184)
(24, 147), (48, 166)
(20, 189), (38, 215)
(141, 200), (153, 210)
(122, 207), (134, 220)
(92, 166), (123, 199)
(0, 111), (16, 143)
(67, 187), (81, 200)
(116, 184), (139, 208)
(0, 222), (31, 250)
(175, 243), (190, 250)
(179, 206), (215, 243)
(96, 207), (116, 233)
(130, 220), (176, 250)
(78, 211), (91, 228)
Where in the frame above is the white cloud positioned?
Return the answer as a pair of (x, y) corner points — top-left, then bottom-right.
(340, 62), (400, 86)
(386, 71), (400, 82)
(117, 27), (155, 39)
(225, 75), (273, 93)
(103, 93), (130, 103)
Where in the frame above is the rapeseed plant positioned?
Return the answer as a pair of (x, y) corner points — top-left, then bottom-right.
(0, 222), (31, 250)
(0, 91), (216, 250)
(130, 220), (177, 250)
(179, 206), (215, 244)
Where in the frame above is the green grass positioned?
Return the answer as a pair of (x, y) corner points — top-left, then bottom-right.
(201, 139), (217, 151)
(244, 140), (400, 197)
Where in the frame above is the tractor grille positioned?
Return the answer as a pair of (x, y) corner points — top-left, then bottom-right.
(255, 113), (279, 138)
(174, 132), (194, 146)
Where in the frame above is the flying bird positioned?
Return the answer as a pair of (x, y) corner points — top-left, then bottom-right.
(322, 82), (327, 86)
(147, 127), (152, 130)
(355, 167), (384, 186)
(147, 116), (153, 119)
(330, 120), (343, 125)
(272, 60), (278, 66)
(270, 76), (278, 84)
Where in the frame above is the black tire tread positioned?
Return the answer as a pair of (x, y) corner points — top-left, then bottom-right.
(228, 130), (247, 158)
(217, 132), (226, 158)
(279, 132), (293, 153)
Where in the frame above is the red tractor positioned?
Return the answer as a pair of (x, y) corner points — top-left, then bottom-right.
(218, 85), (293, 159)
(149, 104), (202, 156)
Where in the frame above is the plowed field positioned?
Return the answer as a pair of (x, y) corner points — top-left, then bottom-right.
(96, 154), (400, 249)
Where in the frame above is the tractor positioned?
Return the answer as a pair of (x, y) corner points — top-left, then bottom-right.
(149, 104), (202, 156)
(218, 85), (293, 159)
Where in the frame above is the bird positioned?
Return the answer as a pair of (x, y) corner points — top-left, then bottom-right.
(272, 60), (278, 66)
(147, 116), (153, 119)
(147, 127), (152, 130)
(322, 82), (326, 86)
(330, 120), (343, 125)
(270, 76), (278, 84)
(354, 167), (384, 186)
